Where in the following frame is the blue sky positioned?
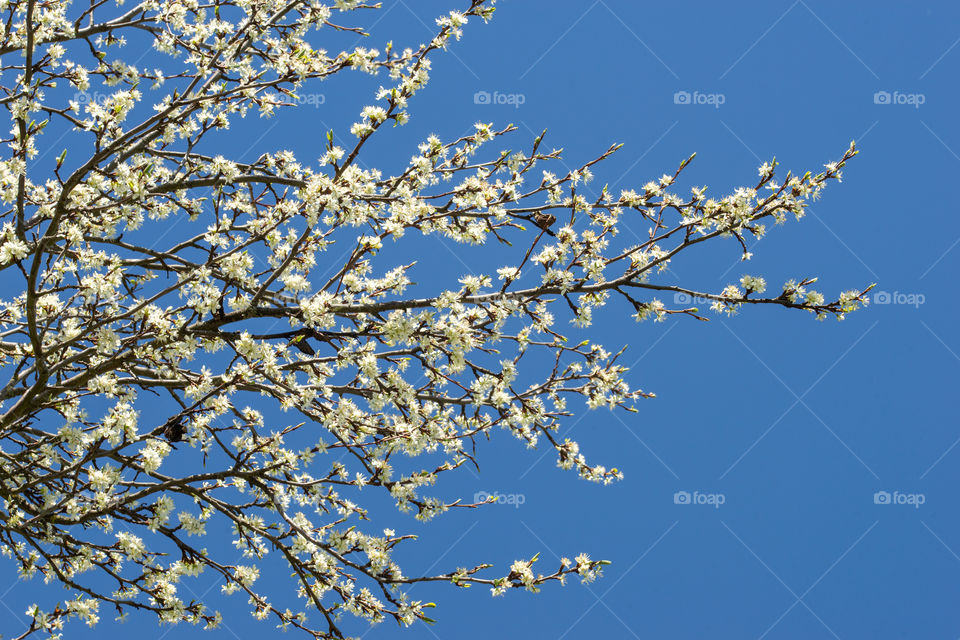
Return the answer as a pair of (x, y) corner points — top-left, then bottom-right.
(6, 1), (960, 639)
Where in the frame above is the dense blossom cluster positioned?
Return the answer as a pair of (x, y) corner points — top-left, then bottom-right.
(0, 0), (870, 637)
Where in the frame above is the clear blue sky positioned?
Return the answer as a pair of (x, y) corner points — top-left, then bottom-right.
(6, 1), (960, 638)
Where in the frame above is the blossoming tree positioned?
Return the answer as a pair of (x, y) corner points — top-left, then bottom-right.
(0, 0), (871, 637)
